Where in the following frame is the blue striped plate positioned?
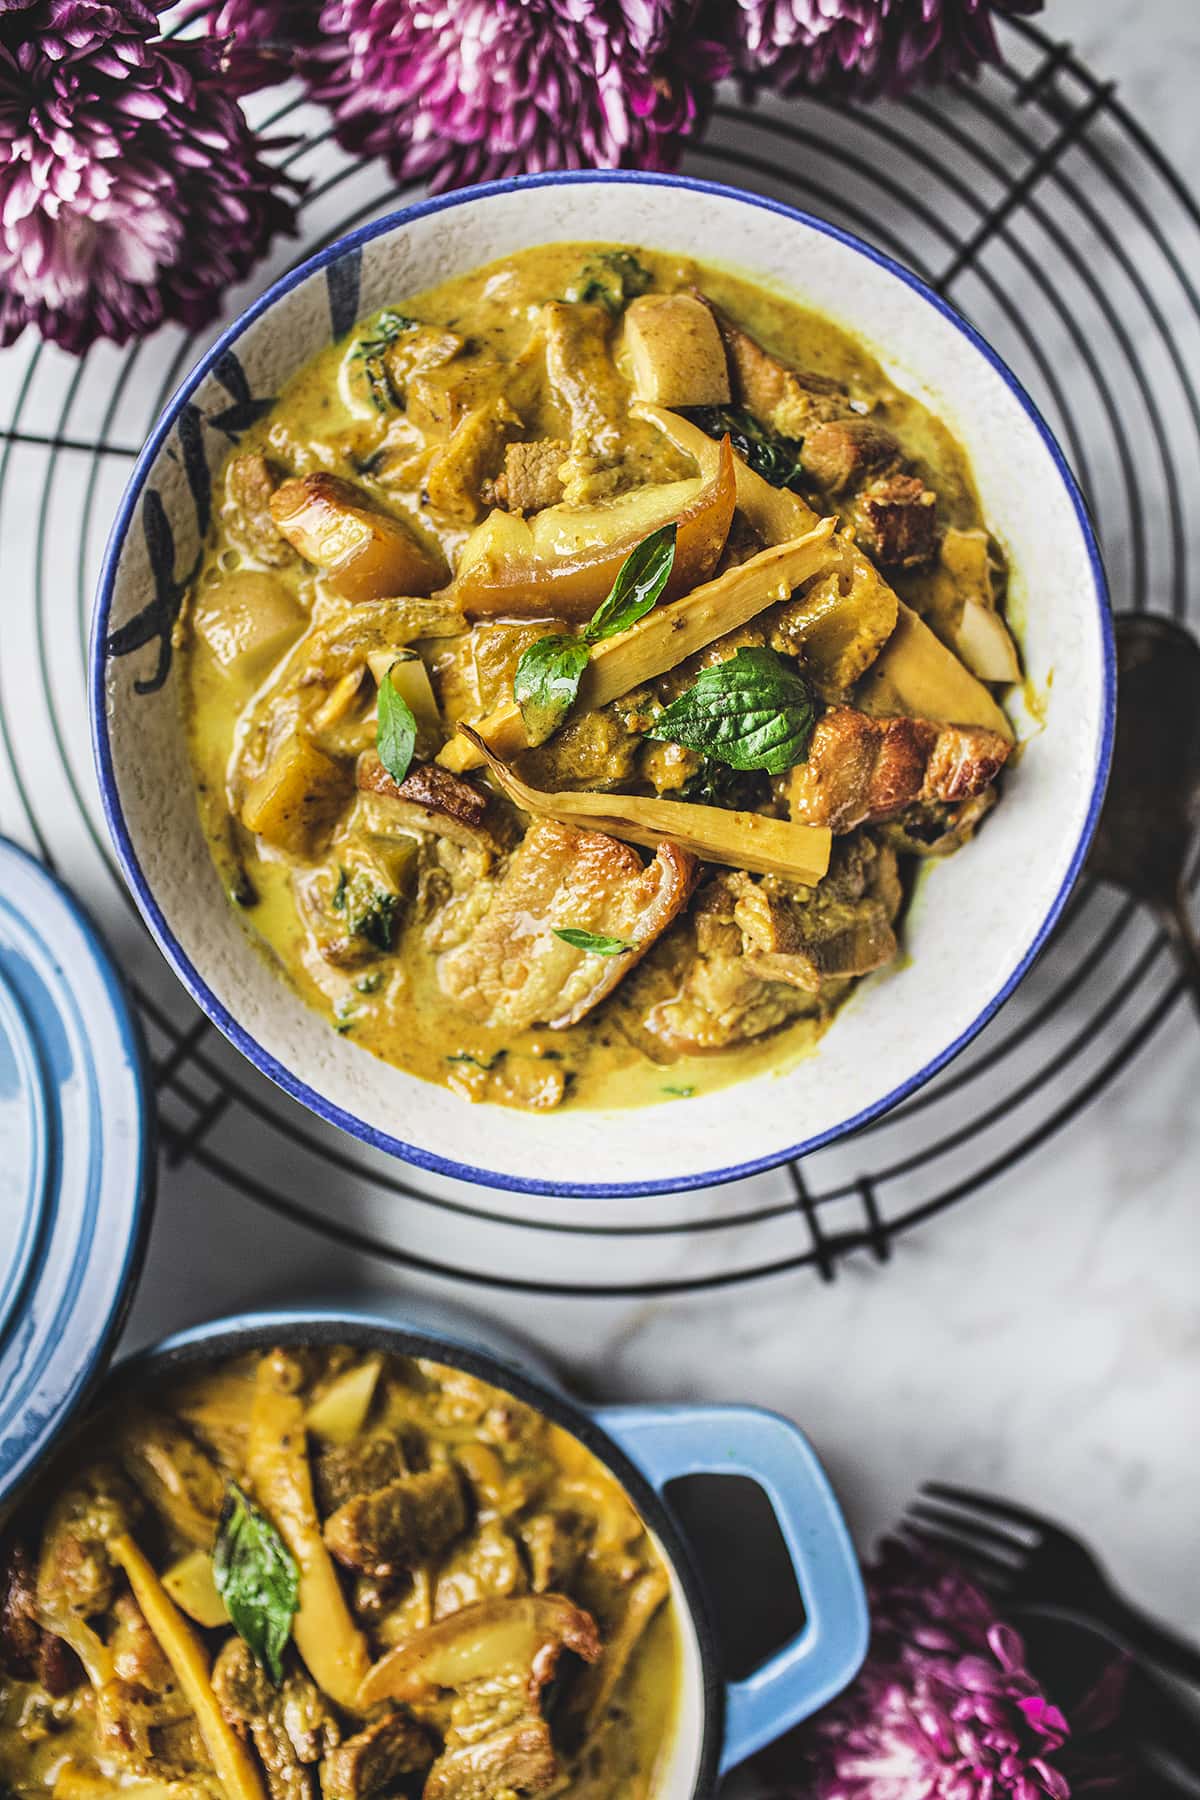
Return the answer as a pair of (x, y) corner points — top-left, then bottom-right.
(0, 839), (154, 1507)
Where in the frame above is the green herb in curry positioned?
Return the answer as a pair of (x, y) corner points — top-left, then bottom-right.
(648, 646), (818, 775)
(686, 404), (807, 491)
(212, 1482), (299, 1685)
(514, 524), (677, 743)
(552, 929), (636, 956)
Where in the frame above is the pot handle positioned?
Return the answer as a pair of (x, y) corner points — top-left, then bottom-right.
(593, 1404), (867, 1773)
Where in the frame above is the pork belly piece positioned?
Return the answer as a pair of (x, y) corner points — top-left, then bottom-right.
(437, 821), (697, 1032)
(787, 706), (1011, 834)
(801, 418), (902, 495)
(697, 295), (851, 438)
(356, 756), (500, 852)
(639, 878), (816, 1056)
(851, 471), (939, 568)
(1, 1540), (75, 1695)
(729, 860), (899, 994)
(637, 838), (902, 1053)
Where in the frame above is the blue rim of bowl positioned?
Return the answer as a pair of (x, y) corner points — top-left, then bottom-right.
(0, 838), (157, 1506)
(90, 169), (1115, 1199)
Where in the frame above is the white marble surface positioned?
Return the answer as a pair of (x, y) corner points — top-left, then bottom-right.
(1, 0), (1197, 1752)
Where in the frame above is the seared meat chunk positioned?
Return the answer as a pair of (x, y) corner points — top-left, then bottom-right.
(314, 1432), (409, 1517)
(851, 471), (939, 568)
(787, 706), (1011, 833)
(117, 1409), (225, 1547)
(493, 439), (567, 513)
(801, 418), (901, 495)
(636, 879), (818, 1056)
(324, 1465), (467, 1579)
(357, 756), (500, 853)
(0, 1540), (75, 1694)
(634, 837), (901, 1054)
(224, 453), (296, 568)
(700, 296), (851, 438)
(729, 858), (899, 993)
(321, 1710), (434, 1799)
(424, 1717), (558, 1800)
(213, 1638), (339, 1800)
(434, 1519), (526, 1619)
(437, 822), (697, 1032)
(381, 325), (464, 404)
(879, 788), (997, 857)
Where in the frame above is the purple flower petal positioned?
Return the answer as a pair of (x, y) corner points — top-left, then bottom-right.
(0, 2), (299, 351)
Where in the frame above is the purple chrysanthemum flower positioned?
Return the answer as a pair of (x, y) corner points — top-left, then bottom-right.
(304, 0), (732, 193)
(721, 0), (1043, 99)
(766, 1543), (1133, 1798)
(178, 0), (322, 90)
(0, 0), (300, 352)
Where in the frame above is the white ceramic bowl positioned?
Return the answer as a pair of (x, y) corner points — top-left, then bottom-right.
(92, 172), (1113, 1196)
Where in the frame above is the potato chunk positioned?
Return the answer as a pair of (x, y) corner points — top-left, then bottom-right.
(192, 572), (306, 678)
(623, 294), (731, 407)
(241, 733), (351, 854)
(270, 474), (444, 603)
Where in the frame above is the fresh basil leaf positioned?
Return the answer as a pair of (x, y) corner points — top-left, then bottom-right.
(377, 661), (417, 785)
(213, 1484), (298, 1685)
(585, 522), (677, 643)
(686, 406), (806, 492)
(513, 634), (592, 745)
(662, 1084), (695, 1098)
(648, 646), (817, 775)
(553, 928), (636, 956)
(514, 526), (678, 743)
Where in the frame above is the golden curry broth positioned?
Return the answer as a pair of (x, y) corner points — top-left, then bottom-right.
(183, 242), (998, 1111)
(0, 1348), (682, 1800)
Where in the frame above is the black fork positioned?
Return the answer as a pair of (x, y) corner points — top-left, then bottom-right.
(900, 1481), (1200, 1686)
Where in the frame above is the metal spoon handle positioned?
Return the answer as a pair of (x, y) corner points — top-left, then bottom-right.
(1155, 890), (1200, 1023)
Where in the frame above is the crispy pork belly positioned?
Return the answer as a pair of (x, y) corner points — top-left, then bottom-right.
(438, 821), (696, 1031)
(788, 706), (1011, 834)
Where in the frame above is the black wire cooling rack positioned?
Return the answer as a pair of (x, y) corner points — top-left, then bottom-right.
(2, 19), (1197, 1296)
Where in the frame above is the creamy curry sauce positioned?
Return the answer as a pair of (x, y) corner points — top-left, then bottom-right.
(182, 243), (1018, 1112)
(0, 1346), (681, 1800)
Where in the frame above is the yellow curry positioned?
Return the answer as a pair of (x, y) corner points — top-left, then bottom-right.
(0, 1346), (680, 1800)
(182, 243), (1018, 1112)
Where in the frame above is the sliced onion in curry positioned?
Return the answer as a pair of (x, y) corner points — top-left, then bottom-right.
(439, 515), (840, 774)
(359, 1593), (601, 1707)
(462, 727), (833, 884)
(452, 433), (737, 621)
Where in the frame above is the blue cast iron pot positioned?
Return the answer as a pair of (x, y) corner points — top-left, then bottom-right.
(93, 1300), (868, 1796)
